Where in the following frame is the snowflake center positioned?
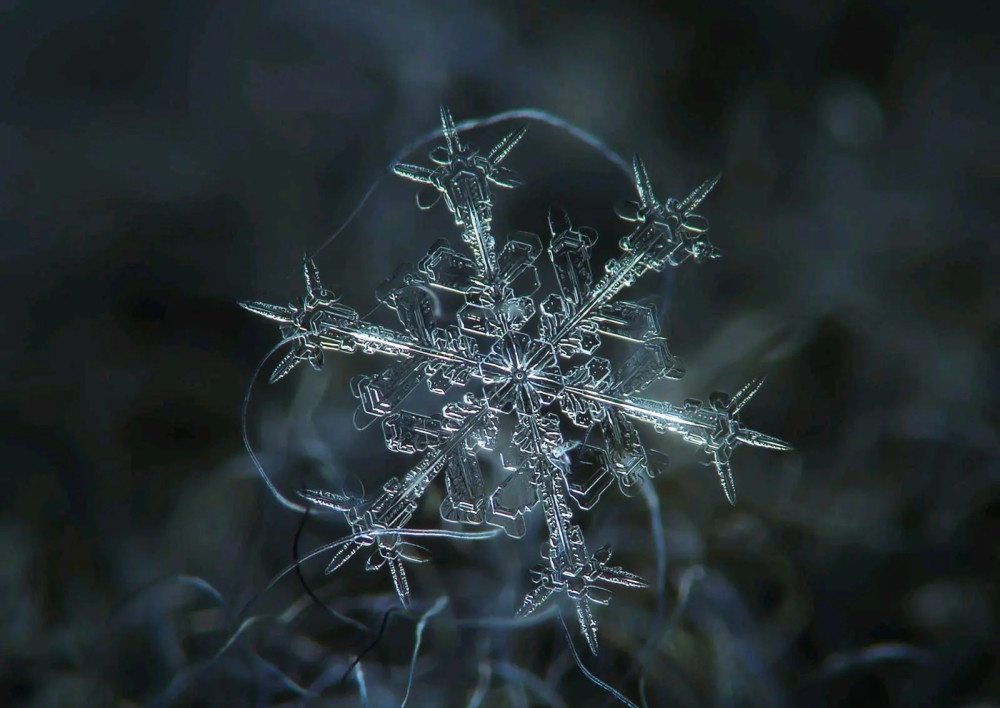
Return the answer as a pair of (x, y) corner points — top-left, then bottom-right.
(478, 331), (562, 414)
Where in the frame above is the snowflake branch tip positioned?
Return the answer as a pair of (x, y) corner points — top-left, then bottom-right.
(238, 300), (294, 324)
(679, 172), (722, 215)
(487, 124), (528, 166)
(439, 105), (462, 154)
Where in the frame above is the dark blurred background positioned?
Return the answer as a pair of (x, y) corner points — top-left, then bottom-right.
(1, 1), (997, 706)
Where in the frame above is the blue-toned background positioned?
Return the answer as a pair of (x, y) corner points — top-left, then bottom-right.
(0, 1), (996, 706)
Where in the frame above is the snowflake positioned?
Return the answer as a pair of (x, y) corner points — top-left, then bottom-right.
(241, 107), (791, 655)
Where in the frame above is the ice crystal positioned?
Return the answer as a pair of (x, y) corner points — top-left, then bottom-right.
(241, 107), (792, 655)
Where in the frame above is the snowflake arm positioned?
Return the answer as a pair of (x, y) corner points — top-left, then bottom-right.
(506, 406), (648, 655)
(531, 157), (722, 371)
(299, 398), (493, 607)
(560, 376), (792, 505)
(393, 106), (528, 286)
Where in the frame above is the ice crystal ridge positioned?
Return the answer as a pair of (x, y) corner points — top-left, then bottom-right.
(241, 108), (792, 655)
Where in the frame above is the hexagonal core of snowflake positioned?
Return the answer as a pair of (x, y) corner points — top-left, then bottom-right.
(479, 331), (563, 414)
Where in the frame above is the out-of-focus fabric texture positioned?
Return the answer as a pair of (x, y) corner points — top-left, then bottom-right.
(0, 1), (996, 706)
